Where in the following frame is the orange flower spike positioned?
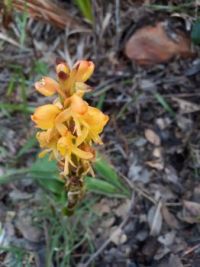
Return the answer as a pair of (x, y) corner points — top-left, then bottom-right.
(73, 60), (95, 82)
(31, 104), (60, 129)
(35, 77), (59, 97)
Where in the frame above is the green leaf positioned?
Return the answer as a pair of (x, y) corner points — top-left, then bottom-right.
(85, 176), (127, 198)
(73, 0), (93, 22)
(33, 60), (48, 75)
(191, 20), (200, 45)
(35, 177), (64, 195)
(0, 168), (29, 185)
(0, 103), (34, 114)
(30, 156), (64, 195)
(17, 136), (37, 157)
(30, 155), (57, 174)
(94, 156), (125, 190)
(154, 92), (175, 117)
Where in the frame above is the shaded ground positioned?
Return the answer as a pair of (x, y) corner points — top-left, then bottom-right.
(0, 1), (200, 266)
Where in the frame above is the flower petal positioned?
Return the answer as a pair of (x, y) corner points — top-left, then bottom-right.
(72, 60), (95, 82)
(74, 82), (91, 97)
(31, 104), (60, 129)
(38, 149), (50, 158)
(73, 147), (93, 159)
(35, 77), (59, 96)
(70, 94), (88, 115)
(57, 136), (71, 156)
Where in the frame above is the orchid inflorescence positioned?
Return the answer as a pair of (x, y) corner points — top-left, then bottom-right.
(31, 60), (109, 212)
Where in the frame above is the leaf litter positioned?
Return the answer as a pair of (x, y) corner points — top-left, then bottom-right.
(0, 0), (200, 266)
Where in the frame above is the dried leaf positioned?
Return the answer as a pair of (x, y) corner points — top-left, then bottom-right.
(158, 231), (176, 246)
(113, 199), (131, 218)
(183, 200), (200, 216)
(148, 202), (163, 236)
(145, 129), (161, 146)
(172, 97), (200, 114)
(92, 199), (111, 216)
(168, 254), (184, 267)
(162, 205), (179, 229)
(125, 20), (192, 66)
(16, 217), (42, 243)
(153, 147), (162, 158)
(102, 217), (115, 228)
(128, 160), (150, 183)
(182, 200), (200, 223)
(110, 227), (127, 245)
(146, 159), (164, 170)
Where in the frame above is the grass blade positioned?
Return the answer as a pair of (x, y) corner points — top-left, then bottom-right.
(154, 92), (176, 117)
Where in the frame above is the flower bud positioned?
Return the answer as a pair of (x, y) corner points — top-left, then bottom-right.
(56, 63), (70, 80)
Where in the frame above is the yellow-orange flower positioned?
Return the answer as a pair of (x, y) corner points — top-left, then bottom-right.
(56, 60), (94, 95)
(35, 77), (59, 96)
(31, 59), (109, 210)
(31, 104), (60, 129)
(36, 128), (59, 158)
(57, 132), (93, 175)
(82, 107), (109, 144)
(72, 60), (94, 82)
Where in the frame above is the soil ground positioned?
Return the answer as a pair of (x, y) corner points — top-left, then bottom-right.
(0, 1), (200, 267)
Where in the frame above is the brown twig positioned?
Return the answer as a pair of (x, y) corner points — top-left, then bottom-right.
(119, 172), (157, 205)
(183, 243), (200, 257)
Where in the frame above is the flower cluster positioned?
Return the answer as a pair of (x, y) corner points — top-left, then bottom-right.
(31, 60), (109, 211)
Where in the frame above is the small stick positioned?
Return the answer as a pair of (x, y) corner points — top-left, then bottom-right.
(183, 243), (200, 257)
